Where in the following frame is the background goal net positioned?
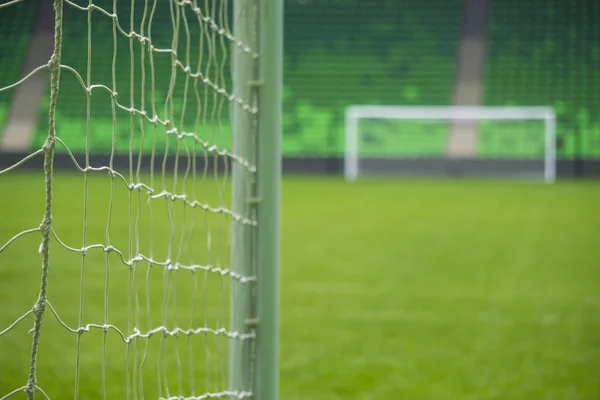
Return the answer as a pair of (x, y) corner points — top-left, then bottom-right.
(345, 106), (556, 184)
(0, 0), (281, 399)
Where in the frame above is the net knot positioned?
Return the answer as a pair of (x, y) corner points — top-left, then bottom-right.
(170, 193), (185, 202)
(167, 262), (178, 271)
(31, 300), (45, 316)
(42, 137), (55, 153)
(104, 245), (115, 253)
(130, 327), (141, 341)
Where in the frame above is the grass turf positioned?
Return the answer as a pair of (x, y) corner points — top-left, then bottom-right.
(0, 173), (599, 399)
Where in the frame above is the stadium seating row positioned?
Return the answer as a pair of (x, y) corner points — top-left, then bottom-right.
(0, 0), (597, 158)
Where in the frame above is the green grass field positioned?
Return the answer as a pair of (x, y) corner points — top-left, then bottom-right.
(0, 173), (599, 399)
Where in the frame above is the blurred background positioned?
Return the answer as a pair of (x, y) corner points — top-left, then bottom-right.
(0, 0), (599, 173)
(0, 0), (599, 399)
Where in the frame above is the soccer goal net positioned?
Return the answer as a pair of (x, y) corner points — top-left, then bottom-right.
(0, 0), (281, 399)
(345, 106), (556, 183)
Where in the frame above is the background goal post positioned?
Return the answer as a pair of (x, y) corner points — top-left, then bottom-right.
(344, 105), (557, 184)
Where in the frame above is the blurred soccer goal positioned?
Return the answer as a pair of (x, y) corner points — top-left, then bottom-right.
(0, 0), (281, 399)
(345, 105), (556, 184)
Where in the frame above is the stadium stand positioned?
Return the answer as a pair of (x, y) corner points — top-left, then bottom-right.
(18, 0), (600, 163)
(0, 0), (37, 133)
(283, 0), (462, 155)
(30, 0), (463, 158)
(483, 0), (600, 159)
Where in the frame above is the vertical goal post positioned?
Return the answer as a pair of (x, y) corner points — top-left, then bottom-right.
(231, 0), (282, 399)
(344, 105), (557, 184)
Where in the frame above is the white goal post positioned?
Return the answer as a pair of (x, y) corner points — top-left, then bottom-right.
(344, 105), (557, 184)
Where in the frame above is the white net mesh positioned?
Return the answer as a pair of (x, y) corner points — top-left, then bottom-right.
(0, 0), (258, 398)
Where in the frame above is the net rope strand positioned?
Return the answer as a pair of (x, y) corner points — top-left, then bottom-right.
(0, 0), (258, 399)
(22, 0), (64, 397)
(133, 0), (149, 396)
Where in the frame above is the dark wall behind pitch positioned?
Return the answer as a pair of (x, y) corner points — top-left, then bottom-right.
(1, 152), (599, 178)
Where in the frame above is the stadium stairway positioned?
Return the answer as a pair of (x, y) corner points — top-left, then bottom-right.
(0, 0), (53, 151)
(0, 0), (38, 149)
(447, 0), (490, 157)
